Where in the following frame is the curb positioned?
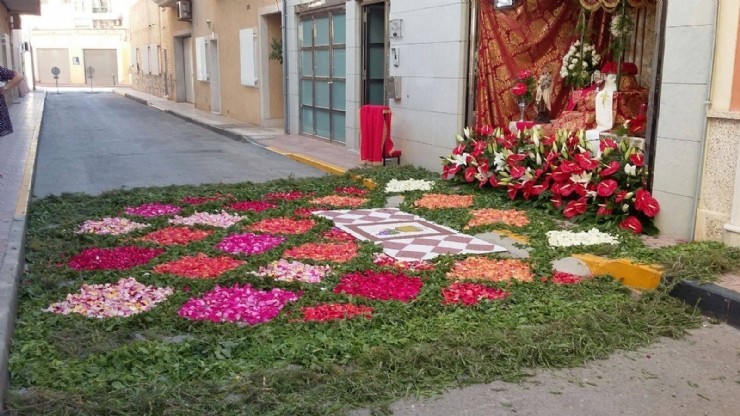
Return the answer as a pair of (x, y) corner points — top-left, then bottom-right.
(670, 280), (740, 328)
(0, 93), (45, 409)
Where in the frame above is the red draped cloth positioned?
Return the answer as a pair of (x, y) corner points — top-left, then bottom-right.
(360, 105), (392, 164)
(474, 1), (610, 129)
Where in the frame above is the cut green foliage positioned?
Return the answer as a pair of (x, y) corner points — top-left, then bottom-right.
(7, 166), (709, 415)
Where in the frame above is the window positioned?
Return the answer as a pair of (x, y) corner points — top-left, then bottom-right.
(74, 0), (86, 13)
(92, 0), (111, 13)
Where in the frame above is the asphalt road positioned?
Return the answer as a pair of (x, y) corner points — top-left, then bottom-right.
(32, 92), (324, 197)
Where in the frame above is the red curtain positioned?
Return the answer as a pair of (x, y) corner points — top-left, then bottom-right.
(475, 0), (592, 129)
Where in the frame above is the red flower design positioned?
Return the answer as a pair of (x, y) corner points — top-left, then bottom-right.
(441, 282), (510, 306)
(154, 253), (245, 279)
(334, 186), (368, 196)
(574, 153), (599, 171)
(334, 270), (423, 302)
(464, 166), (477, 182)
(629, 153), (644, 167)
(600, 139), (618, 151)
(228, 201), (277, 213)
(551, 272), (586, 285)
(517, 69), (532, 80)
(68, 246), (164, 270)
(596, 205), (613, 216)
(301, 303), (373, 322)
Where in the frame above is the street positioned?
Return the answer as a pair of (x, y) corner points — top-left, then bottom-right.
(33, 92), (324, 197)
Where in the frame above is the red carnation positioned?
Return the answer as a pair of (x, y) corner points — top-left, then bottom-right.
(619, 216), (643, 234)
(597, 179), (618, 197)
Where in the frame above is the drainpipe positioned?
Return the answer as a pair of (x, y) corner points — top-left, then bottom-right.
(282, 0), (290, 134)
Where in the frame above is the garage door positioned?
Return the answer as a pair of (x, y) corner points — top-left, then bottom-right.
(83, 49), (118, 85)
(37, 48), (70, 84)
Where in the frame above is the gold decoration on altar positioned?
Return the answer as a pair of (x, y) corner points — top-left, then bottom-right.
(579, 0), (621, 12)
(580, 0), (656, 11)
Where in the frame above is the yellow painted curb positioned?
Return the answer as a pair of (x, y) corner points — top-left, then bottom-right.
(572, 253), (664, 290)
(266, 147), (346, 176)
(491, 229), (530, 244)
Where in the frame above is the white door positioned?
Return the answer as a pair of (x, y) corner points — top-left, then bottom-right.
(208, 39), (221, 114)
(183, 36), (194, 103)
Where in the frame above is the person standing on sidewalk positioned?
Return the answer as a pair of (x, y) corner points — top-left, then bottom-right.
(0, 66), (24, 137)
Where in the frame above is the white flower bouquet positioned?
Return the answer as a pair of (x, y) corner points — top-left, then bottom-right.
(560, 40), (601, 89)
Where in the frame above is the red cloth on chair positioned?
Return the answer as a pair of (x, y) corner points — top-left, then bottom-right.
(360, 105), (393, 164)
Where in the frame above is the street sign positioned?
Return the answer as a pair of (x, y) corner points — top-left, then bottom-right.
(51, 67), (61, 94)
(87, 66), (95, 78)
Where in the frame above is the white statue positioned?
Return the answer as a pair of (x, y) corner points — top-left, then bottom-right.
(535, 72), (553, 111)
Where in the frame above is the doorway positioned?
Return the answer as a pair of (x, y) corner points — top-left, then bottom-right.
(298, 10), (346, 143)
(260, 11), (285, 128)
(362, 2), (387, 105)
(83, 49), (118, 86)
(208, 39), (221, 114)
(182, 36), (194, 103)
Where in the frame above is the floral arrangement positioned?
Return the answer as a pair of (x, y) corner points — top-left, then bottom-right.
(227, 201), (278, 213)
(309, 195), (368, 208)
(512, 69), (536, 104)
(446, 257), (533, 283)
(216, 233), (285, 256)
(560, 40), (601, 89)
(178, 284), (300, 325)
(333, 270), (423, 302)
(609, 13), (634, 61)
(169, 211), (244, 228)
(245, 217), (316, 235)
(76, 217), (149, 235)
(45, 277), (173, 319)
(301, 303), (373, 322)
(440, 126), (660, 233)
(68, 246), (164, 270)
(124, 203), (182, 217)
(441, 282), (510, 306)
(464, 208), (529, 229)
(546, 228), (618, 247)
(414, 193), (473, 209)
(284, 241), (359, 263)
(254, 259), (332, 284)
(384, 178), (435, 193)
(138, 227), (214, 246)
(153, 253), (245, 279)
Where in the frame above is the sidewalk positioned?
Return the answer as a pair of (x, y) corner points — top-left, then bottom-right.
(0, 91), (45, 408)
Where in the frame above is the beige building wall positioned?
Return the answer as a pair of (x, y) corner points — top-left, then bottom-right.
(129, 1), (191, 99)
(191, 0), (282, 125)
(695, 0), (740, 244)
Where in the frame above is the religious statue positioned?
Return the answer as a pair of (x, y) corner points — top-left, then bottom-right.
(535, 71), (553, 123)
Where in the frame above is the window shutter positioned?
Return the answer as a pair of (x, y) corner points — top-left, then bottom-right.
(195, 36), (208, 81)
(239, 28), (258, 87)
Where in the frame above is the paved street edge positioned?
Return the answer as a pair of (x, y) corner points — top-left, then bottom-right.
(0, 93), (45, 409)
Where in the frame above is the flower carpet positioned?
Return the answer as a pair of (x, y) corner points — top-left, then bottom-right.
(11, 166), (704, 415)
